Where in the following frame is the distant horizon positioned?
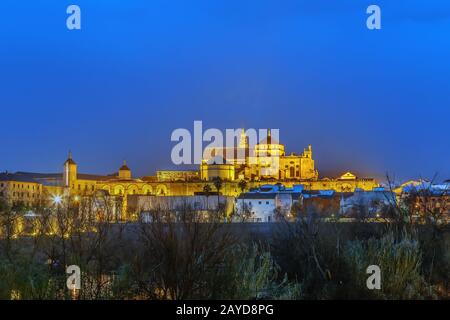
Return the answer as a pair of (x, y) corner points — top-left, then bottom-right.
(1, 145), (448, 184)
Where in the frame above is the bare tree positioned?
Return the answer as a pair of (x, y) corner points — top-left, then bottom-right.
(133, 206), (237, 299)
(234, 202), (254, 222)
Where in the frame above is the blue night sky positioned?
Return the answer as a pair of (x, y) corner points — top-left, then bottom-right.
(0, 0), (449, 182)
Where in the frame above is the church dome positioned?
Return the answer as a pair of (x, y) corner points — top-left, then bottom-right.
(118, 160), (132, 179)
(64, 151), (77, 165)
(119, 161), (130, 171)
(257, 129), (281, 145)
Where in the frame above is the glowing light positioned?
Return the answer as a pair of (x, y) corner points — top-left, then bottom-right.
(52, 195), (62, 205)
(74, 196), (80, 202)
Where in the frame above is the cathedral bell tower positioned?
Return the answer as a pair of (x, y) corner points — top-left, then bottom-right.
(63, 151), (77, 187)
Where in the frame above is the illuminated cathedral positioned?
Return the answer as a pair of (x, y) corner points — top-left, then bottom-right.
(200, 129), (318, 182)
(0, 131), (379, 213)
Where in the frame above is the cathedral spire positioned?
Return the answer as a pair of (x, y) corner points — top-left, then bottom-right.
(64, 150), (76, 165)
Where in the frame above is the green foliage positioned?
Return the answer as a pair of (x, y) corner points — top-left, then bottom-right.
(238, 180), (247, 193)
(342, 231), (435, 299)
(211, 244), (302, 300)
(0, 257), (63, 300)
(212, 177), (223, 193)
(110, 264), (137, 299)
(1, 195), (448, 300)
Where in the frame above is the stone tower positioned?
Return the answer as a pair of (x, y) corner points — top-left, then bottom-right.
(63, 151), (77, 187)
(239, 128), (248, 149)
(300, 145), (318, 179)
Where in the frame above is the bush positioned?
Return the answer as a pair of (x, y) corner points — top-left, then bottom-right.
(212, 243), (302, 300)
(342, 231), (435, 299)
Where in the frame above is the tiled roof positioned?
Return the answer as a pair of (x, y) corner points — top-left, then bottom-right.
(238, 193), (277, 200)
(14, 172), (61, 178)
(77, 173), (116, 181)
(0, 173), (40, 183)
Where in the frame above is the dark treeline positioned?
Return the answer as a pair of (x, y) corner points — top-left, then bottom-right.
(0, 195), (448, 300)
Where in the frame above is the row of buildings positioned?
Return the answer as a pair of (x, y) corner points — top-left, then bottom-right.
(1, 132), (447, 222)
(0, 131), (378, 210)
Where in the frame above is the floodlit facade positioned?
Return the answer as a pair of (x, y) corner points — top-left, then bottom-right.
(202, 129), (319, 181)
(0, 133), (380, 216)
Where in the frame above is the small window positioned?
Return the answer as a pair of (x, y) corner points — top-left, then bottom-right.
(258, 201), (262, 205)
(266, 201), (269, 205)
